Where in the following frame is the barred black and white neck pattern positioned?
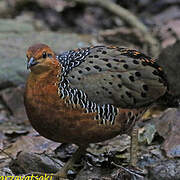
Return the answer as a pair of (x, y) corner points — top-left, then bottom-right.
(57, 47), (91, 76)
(56, 47), (118, 125)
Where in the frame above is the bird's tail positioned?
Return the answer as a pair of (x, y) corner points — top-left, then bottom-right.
(156, 91), (179, 108)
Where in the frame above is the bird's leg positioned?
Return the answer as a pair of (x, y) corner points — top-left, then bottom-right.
(129, 123), (147, 176)
(130, 124), (138, 166)
(23, 145), (87, 179)
(55, 145), (87, 178)
(112, 124), (146, 179)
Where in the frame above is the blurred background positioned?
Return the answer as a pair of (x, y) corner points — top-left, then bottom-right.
(0, 0), (180, 179)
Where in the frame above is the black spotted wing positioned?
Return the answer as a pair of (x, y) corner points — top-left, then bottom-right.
(58, 46), (167, 108)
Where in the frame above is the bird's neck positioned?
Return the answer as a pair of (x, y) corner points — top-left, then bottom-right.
(29, 63), (61, 83)
(25, 63), (61, 105)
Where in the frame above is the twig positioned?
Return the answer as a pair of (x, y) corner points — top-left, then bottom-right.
(65, 0), (160, 57)
(111, 162), (146, 178)
(0, 148), (14, 160)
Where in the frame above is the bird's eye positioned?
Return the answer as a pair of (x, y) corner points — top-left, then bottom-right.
(42, 52), (47, 58)
(48, 54), (52, 58)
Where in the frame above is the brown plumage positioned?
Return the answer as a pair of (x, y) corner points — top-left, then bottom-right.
(24, 44), (168, 177)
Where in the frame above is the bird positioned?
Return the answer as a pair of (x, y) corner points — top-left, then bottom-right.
(24, 43), (168, 178)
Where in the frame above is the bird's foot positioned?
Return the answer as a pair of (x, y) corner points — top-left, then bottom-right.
(54, 160), (77, 179)
(55, 145), (87, 178)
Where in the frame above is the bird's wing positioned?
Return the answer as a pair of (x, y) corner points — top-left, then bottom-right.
(58, 46), (167, 108)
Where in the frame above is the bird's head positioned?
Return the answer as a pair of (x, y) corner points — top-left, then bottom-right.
(26, 43), (57, 74)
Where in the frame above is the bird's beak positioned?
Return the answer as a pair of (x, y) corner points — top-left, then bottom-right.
(27, 57), (38, 69)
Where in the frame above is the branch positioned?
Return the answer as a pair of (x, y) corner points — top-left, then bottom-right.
(65, 0), (160, 57)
